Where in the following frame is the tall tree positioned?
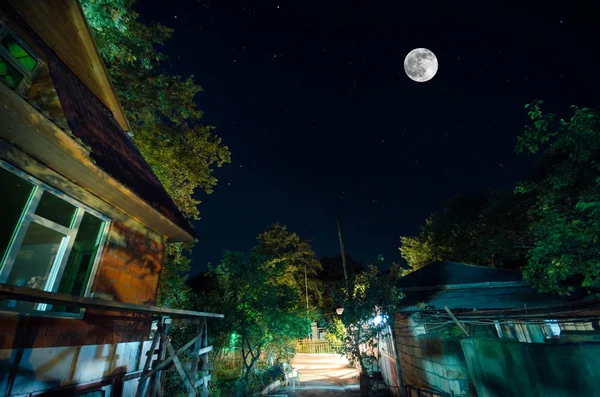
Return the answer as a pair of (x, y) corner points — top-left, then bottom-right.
(515, 101), (600, 295)
(338, 263), (403, 375)
(318, 255), (365, 314)
(399, 191), (531, 273)
(81, 0), (231, 307)
(215, 250), (310, 395)
(255, 223), (323, 310)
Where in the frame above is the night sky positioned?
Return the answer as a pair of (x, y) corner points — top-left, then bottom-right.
(138, 0), (599, 275)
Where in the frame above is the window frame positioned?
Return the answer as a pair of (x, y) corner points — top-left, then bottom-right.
(0, 24), (43, 95)
(0, 160), (110, 318)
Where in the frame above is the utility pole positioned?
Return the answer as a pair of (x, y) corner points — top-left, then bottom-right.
(304, 264), (309, 315)
(336, 216), (350, 299)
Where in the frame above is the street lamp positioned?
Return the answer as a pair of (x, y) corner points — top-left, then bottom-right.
(336, 307), (344, 315)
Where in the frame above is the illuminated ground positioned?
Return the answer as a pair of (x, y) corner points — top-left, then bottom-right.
(273, 353), (360, 396)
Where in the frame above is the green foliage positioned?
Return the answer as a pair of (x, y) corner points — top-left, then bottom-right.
(82, 4), (231, 394)
(156, 242), (194, 309)
(341, 263), (403, 374)
(325, 316), (346, 348)
(213, 249), (310, 395)
(189, 225), (318, 395)
(318, 255), (365, 315)
(82, 0), (231, 220)
(256, 223), (323, 309)
(515, 102), (600, 295)
(399, 191), (531, 273)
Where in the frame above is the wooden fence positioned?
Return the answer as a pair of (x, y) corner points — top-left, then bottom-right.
(296, 340), (344, 354)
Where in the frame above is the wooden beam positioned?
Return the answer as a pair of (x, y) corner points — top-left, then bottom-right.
(158, 326), (197, 396)
(140, 332), (206, 381)
(0, 283), (224, 319)
(190, 320), (204, 387)
(9, 0), (130, 131)
(194, 375), (212, 388)
(0, 86), (193, 242)
(444, 306), (470, 337)
(197, 346), (213, 356)
(136, 324), (161, 397)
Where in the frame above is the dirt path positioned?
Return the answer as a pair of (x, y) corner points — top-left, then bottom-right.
(272, 353), (360, 396)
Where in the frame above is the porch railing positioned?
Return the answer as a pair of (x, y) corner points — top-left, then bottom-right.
(0, 283), (224, 397)
(295, 340), (344, 354)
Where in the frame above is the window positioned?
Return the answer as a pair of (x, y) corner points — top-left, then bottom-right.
(0, 25), (41, 94)
(0, 161), (109, 315)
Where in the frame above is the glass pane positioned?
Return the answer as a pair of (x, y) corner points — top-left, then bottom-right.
(53, 213), (104, 313)
(2, 222), (66, 311)
(35, 191), (77, 228)
(1, 34), (36, 72)
(0, 167), (34, 264)
(58, 213), (104, 297)
(0, 58), (24, 88)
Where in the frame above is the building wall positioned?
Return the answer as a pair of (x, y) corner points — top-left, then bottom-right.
(0, 220), (165, 351)
(0, 340), (157, 396)
(462, 337), (600, 397)
(392, 313), (475, 396)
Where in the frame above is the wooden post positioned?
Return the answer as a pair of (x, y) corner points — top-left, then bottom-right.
(444, 306), (470, 337)
(158, 325), (197, 396)
(199, 320), (210, 397)
(336, 216), (350, 299)
(190, 319), (205, 391)
(136, 320), (161, 397)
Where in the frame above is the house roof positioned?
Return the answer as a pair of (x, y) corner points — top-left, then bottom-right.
(47, 50), (195, 240)
(8, 0), (130, 132)
(397, 261), (580, 312)
(397, 261), (523, 289)
(4, 1), (195, 241)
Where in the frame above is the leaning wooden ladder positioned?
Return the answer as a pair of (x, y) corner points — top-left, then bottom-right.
(136, 318), (213, 397)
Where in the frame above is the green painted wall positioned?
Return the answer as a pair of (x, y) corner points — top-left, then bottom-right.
(461, 338), (600, 397)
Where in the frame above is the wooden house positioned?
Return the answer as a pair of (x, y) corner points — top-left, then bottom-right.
(0, 1), (220, 396)
(378, 261), (600, 397)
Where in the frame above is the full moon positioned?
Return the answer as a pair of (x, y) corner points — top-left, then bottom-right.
(404, 48), (438, 82)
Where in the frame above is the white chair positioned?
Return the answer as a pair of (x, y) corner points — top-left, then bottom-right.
(282, 362), (300, 391)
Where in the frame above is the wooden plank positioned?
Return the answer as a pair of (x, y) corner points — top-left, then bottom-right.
(194, 375), (212, 388)
(136, 327), (161, 397)
(159, 327), (197, 396)
(444, 306), (470, 337)
(197, 346), (213, 356)
(200, 321), (210, 397)
(0, 283), (224, 319)
(156, 326), (167, 397)
(190, 320), (204, 385)
(199, 362), (214, 371)
(140, 331), (206, 381)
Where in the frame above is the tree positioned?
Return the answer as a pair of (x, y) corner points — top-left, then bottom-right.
(340, 263), (403, 378)
(399, 191), (531, 273)
(214, 250), (310, 395)
(318, 255), (365, 314)
(81, 0), (231, 307)
(255, 223), (323, 310)
(82, 0), (230, 219)
(515, 101), (600, 295)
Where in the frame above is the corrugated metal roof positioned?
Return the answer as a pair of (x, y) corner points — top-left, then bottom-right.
(398, 285), (575, 311)
(397, 261), (522, 288)
(397, 261), (578, 312)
